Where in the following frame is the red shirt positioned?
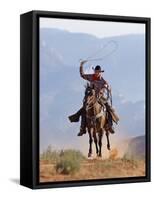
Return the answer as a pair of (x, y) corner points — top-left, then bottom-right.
(92, 74), (101, 81)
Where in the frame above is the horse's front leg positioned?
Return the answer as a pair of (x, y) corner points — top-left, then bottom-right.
(93, 128), (99, 156)
(88, 128), (93, 157)
(106, 131), (111, 150)
(98, 129), (103, 157)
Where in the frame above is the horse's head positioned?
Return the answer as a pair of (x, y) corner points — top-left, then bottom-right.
(84, 83), (94, 96)
(83, 83), (96, 109)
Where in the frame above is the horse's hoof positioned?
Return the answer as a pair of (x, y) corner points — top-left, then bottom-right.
(88, 153), (92, 158)
(107, 145), (111, 150)
(97, 153), (102, 157)
(107, 147), (110, 150)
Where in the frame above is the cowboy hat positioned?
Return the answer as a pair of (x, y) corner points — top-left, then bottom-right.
(93, 65), (104, 72)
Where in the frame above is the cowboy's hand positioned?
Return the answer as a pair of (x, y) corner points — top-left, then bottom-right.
(80, 60), (87, 65)
(105, 81), (110, 90)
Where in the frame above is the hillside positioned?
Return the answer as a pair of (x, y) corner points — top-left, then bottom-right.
(124, 135), (145, 160)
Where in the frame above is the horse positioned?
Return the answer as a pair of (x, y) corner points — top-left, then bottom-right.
(83, 83), (111, 158)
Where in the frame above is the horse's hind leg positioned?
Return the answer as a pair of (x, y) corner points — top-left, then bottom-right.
(98, 129), (103, 157)
(106, 131), (111, 150)
(88, 129), (93, 157)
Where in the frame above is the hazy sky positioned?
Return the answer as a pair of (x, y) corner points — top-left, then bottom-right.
(40, 17), (145, 38)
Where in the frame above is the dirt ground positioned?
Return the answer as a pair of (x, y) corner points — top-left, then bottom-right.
(40, 158), (145, 182)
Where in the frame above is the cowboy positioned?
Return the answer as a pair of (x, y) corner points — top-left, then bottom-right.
(68, 60), (119, 136)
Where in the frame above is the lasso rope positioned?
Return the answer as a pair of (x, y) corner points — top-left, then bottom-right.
(79, 40), (118, 63)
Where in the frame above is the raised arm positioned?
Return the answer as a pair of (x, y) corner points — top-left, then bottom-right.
(79, 60), (92, 81)
(80, 60), (86, 78)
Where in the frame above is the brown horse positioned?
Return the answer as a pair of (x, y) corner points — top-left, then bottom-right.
(83, 84), (111, 158)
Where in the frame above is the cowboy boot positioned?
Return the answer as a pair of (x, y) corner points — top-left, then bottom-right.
(108, 112), (115, 134)
(77, 109), (87, 136)
(105, 121), (115, 134)
(77, 127), (86, 136)
(109, 125), (115, 134)
(105, 104), (115, 134)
